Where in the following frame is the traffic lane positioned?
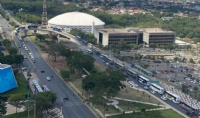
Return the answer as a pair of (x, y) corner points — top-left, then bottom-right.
(128, 77), (195, 118)
(25, 37), (96, 118)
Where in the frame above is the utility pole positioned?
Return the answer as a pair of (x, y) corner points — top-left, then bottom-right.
(41, 0), (48, 28)
(34, 98), (36, 118)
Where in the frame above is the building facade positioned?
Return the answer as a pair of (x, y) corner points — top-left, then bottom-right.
(94, 28), (175, 47)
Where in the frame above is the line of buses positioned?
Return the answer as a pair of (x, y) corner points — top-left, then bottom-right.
(99, 53), (199, 116)
(32, 79), (50, 93)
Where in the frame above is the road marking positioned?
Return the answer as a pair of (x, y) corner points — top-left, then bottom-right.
(63, 101), (83, 107)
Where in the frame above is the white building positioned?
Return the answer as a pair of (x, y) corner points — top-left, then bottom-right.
(48, 11), (105, 33)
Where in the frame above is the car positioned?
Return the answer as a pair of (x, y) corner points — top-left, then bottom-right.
(151, 90), (156, 94)
(23, 56), (27, 59)
(194, 71), (198, 75)
(144, 86), (149, 90)
(161, 95), (167, 101)
(25, 47), (29, 51)
(46, 76), (51, 81)
(28, 52), (32, 56)
(22, 67), (26, 71)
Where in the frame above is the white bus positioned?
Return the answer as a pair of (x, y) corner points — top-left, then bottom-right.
(149, 83), (165, 94)
(100, 54), (107, 59)
(86, 49), (93, 54)
(138, 75), (150, 86)
(126, 69), (137, 76)
(165, 91), (181, 103)
(115, 63), (124, 69)
(32, 79), (43, 93)
(105, 56), (113, 62)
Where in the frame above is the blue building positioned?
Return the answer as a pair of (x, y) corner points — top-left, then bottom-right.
(0, 64), (18, 93)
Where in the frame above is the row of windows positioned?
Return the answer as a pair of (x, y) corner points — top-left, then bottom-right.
(109, 39), (137, 42)
(149, 38), (174, 40)
(150, 41), (174, 43)
(109, 36), (137, 38)
(149, 35), (175, 37)
(109, 42), (136, 45)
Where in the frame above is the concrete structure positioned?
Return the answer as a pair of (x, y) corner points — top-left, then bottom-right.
(48, 11), (105, 33)
(175, 40), (190, 47)
(0, 64), (18, 93)
(94, 28), (175, 47)
(143, 28), (176, 47)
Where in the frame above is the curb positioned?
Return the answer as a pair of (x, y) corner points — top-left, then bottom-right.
(26, 36), (99, 118)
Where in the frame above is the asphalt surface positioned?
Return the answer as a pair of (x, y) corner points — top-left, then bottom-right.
(14, 35), (97, 118)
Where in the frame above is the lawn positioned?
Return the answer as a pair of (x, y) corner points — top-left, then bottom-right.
(2, 74), (28, 97)
(94, 61), (106, 72)
(88, 97), (121, 115)
(117, 100), (161, 112)
(0, 110), (42, 118)
(116, 83), (162, 104)
(107, 109), (184, 118)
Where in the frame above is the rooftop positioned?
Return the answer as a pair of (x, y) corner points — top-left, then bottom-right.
(0, 64), (10, 69)
(98, 28), (174, 34)
(99, 28), (138, 34)
(144, 28), (174, 33)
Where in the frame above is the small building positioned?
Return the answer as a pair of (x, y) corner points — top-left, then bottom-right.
(94, 28), (176, 47)
(0, 64), (18, 93)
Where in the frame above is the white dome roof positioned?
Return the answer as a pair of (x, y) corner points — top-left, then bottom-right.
(48, 11), (105, 26)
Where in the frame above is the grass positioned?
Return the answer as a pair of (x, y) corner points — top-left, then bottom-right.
(2, 74), (28, 97)
(89, 98), (120, 115)
(117, 100), (161, 112)
(0, 110), (42, 118)
(107, 109), (184, 118)
(116, 83), (162, 105)
(94, 61), (106, 72)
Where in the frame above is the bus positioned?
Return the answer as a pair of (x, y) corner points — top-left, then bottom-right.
(138, 75), (150, 86)
(100, 54), (107, 59)
(32, 79), (43, 93)
(165, 91), (181, 103)
(27, 24), (38, 29)
(181, 102), (199, 111)
(105, 56), (113, 62)
(115, 62), (124, 69)
(41, 85), (50, 92)
(86, 49), (93, 54)
(126, 69), (137, 77)
(53, 27), (62, 32)
(149, 83), (165, 94)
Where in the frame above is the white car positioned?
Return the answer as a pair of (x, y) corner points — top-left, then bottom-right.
(161, 95), (167, 101)
(22, 67), (26, 71)
(151, 90), (156, 94)
(28, 52), (32, 56)
(46, 76), (51, 81)
(25, 47), (29, 51)
(194, 71), (198, 74)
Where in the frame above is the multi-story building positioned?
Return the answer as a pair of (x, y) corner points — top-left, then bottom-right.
(143, 28), (175, 47)
(94, 28), (175, 47)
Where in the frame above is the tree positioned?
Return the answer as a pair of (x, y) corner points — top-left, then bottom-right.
(48, 43), (66, 62)
(51, 35), (58, 42)
(8, 47), (18, 55)
(32, 92), (57, 112)
(67, 54), (95, 71)
(36, 34), (45, 41)
(8, 95), (26, 113)
(194, 86), (198, 91)
(0, 100), (7, 116)
(60, 69), (70, 80)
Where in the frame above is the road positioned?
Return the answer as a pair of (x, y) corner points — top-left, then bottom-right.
(14, 35), (97, 118)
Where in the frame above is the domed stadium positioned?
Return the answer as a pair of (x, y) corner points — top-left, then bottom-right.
(48, 11), (105, 33)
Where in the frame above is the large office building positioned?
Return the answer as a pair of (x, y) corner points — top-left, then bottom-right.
(48, 11), (105, 33)
(94, 28), (175, 47)
(0, 64), (18, 93)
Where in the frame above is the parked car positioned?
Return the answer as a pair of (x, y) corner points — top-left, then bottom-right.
(161, 95), (167, 101)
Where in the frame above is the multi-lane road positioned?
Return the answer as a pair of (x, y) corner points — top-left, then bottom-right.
(14, 35), (97, 118)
